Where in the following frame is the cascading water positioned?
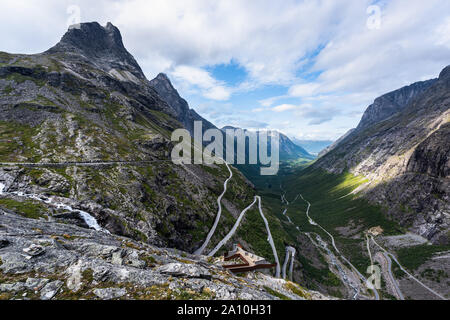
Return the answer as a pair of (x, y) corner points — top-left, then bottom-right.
(0, 185), (107, 233)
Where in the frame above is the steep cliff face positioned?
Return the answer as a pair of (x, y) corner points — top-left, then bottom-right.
(314, 66), (450, 244)
(357, 79), (437, 130)
(149, 73), (216, 135)
(407, 122), (450, 178)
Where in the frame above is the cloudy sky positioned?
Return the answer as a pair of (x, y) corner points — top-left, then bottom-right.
(1, 0), (450, 140)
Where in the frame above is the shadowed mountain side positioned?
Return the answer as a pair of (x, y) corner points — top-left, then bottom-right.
(313, 65), (450, 243)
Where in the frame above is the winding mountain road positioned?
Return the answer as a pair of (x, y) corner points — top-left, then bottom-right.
(189, 161), (281, 276)
(374, 251), (404, 300)
(208, 197), (258, 256)
(383, 252), (404, 300)
(370, 236), (446, 300)
(207, 195), (281, 277)
(256, 195), (281, 278)
(282, 246), (296, 280)
(299, 194), (380, 300)
(194, 161), (233, 255)
(366, 235), (373, 266)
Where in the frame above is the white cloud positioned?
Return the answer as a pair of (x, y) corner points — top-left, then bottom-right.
(434, 17), (450, 48)
(288, 83), (321, 97)
(252, 107), (265, 112)
(272, 104), (297, 112)
(170, 65), (231, 101)
(203, 86), (230, 101)
(307, 0), (450, 97)
(259, 97), (276, 107)
(293, 104), (340, 125)
(1, 0), (449, 140)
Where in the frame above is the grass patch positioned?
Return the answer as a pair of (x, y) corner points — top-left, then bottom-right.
(0, 198), (49, 220)
(0, 121), (40, 162)
(263, 286), (291, 300)
(396, 244), (450, 271)
(285, 282), (311, 299)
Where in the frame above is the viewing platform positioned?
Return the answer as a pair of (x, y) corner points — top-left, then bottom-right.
(223, 244), (276, 273)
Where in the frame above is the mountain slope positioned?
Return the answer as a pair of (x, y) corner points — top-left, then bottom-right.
(278, 132), (315, 161)
(221, 126), (314, 161)
(318, 129), (355, 158)
(0, 204), (332, 300)
(314, 65), (450, 244)
(0, 22), (272, 257)
(356, 79), (437, 131)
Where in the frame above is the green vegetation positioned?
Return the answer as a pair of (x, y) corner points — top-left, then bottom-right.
(236, 159), (405, 291)
(263, 286), (291, 300)
(0, 198), (49, 220)
(296, 252), (341, 288)
(272, 166), (403, 274)
(0, 121), (41, 162)
(2, 85), (13, 94)
(396, 244), (450, 271)
(285, 282), (311, 299)
(283, 167), (400, 234)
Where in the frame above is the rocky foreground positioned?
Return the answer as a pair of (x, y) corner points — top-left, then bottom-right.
(0, 208), (330, 300)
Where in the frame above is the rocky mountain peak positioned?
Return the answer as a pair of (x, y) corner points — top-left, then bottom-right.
(46, 22), (145, 79)
(150, 73), (179, 94)
(149, 72), (189, 116)
(439, 65), (450, 81)
(155, 72), (170, 81)
(356, 78), (437, 130)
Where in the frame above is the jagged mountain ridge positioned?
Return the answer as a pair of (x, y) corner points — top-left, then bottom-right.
(319, 78), (438, 158)
(47, 22), (146, 83)
(357, 79), (437, 130)
(0, 22), (266, 255)
(314, 65), (450, 244)
(221, 126), (314, 161)
(149, 73), (216, 135)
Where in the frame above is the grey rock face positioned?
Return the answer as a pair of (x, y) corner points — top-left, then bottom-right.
(0, 209), (328, 300)
(149, 73), (217, 136)
(40, 281), (63, 300)
(357, 79), (437, 130)
(156, 263), (212, 279)
(46, 22), (145, 81)
(93, 288), (127, 300)
(407, 122), (450, 178)
(0, 282), (26, 292)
